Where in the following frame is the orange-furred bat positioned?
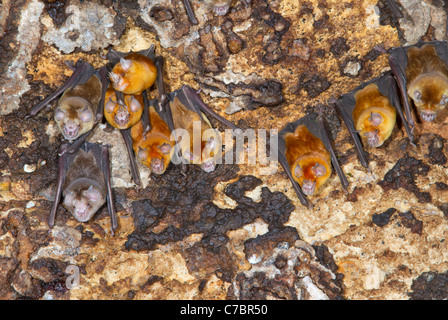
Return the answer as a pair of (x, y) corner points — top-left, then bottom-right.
(49, 142), (117, 235)
(335, 73), (414, 168)
(389, 41), (448, 125)
(104, 86), (144, 130)
(278, 114), (348, 208)
(167, 85), (239, 172)
(131, 101), (174, 175)
(108, 52), (157, 96)
(28, 60), (108, 146)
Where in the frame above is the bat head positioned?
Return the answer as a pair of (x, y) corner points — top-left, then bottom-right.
(138, 142), (173, 175)
(408, 72), (448, 122)
(210, 0), (232, 15)
(109, 54), (157, 95)
(55, 97), (94, 141)
(104, 90), (143, 129)
(63, 185), (105, 222)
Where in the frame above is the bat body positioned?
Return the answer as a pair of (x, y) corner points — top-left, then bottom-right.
(50, 142), (117, 234)
(278, 114), (348, 208)
(131, 101), (174, 175)
(108, 52), (157, 96)
(29, 60), (108, 143)
(167, 85), (239, 172)
(389, 41), (448, 125)
(335, 73), (414, 168)
(104, 86), (144, 130)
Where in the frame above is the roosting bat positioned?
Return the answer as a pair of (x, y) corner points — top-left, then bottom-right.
(389, 41), (448, 126)
(131, 100), (174, 175)
(104, 86), (144, 130)
(28, 60), (108, 148)
(334, 73), (414, 168)
(278, 114), (348, 208)
(167, 85), (239, 172)
(182, 0), (233, 22)
(49, 142), (117, 235)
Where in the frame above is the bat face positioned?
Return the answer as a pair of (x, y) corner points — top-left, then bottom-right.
(284, 125), (332, 196)
(104, 87), (143, 129)
(131, 108), (174, 175)
(353, 83), (396, 147)
(207, 0), (233, 16)
(406, 44), (448, 122)
(54, 97), (95, 141)
(109, 53), (157, 95)
(170, 97), (220, 172)
(62, 149), (106, 222)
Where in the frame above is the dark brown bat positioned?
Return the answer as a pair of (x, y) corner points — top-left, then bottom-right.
(166, 85), (239, 172)
(389, 41), (448, 126)
(334, 73), (414, 168)
(28, 60), (108, 148)
(49, 142), (117, 235)
(278, 113), (348, 208)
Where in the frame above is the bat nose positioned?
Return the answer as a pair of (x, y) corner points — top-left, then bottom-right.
(420, 110), (436, 122)
(301, 180), (316, 196)
(64, 123), (79, 139)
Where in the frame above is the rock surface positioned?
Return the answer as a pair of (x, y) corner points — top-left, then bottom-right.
(0, 0), (448, 300)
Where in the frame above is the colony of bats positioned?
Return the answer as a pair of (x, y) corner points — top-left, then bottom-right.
(27, 1), (448, 235)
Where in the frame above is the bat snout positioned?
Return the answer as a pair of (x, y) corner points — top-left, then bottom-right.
(63, 123), (80, 140)
(150, 158), (165, 175)
(301, 180), (316, 196)
(114, 110), (130, 127)
(201, 160), (216, 173)
(214, 5), (229, 15)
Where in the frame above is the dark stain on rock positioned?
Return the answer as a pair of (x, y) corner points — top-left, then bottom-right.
(378, 155), (431, 203)
(409, 271), (448, 300)
(330, 37), (349, 57)
(427, 135), (446, 165)
(44, 0), (69, 27)
(297, 73), (331, 98)
(398, 211), (423, 235)
(372, 208), (396, 227)
(149, 6), (174, 22)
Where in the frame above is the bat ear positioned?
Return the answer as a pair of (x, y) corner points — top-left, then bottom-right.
(138, 147), (148, 160)
(440, 94), (448, 105)
(79, 108), (93, 122)
(109, 71), (120, 84)
(294, 164), (303, 178)
(120, 58), (132, 71)
(54, 109), (66, 121)
(129, 96), (141, 112)
(83, 185), (102, 202)
(158, 143), (172, 155)
(312, 162), (326, 177)
(105, 99), (116, 113)
(369, 112), (383, 126)
(413, 89), (422, 103)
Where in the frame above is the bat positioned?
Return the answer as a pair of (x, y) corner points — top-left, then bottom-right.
(131, 99), (174, 175)
(167, 85), (239, 172)
(182, 0), (233, 21)
(28, 60), (108, 148)
(389, 41), (448, 126)
(49, 142), (117, 235)
(334, 73), (414, 168)
(278, 113), (348, 208)
(104, 86), (144, 130)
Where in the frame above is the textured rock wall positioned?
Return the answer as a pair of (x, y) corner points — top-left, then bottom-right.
(0, 0), (448, 300)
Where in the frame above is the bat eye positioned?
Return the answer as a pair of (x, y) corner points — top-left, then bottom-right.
(158, 143), (172, 155)
(120, 58), (133, 72)
(312, 163), (326, 177)
(54, 109), (66, 121)
(138, 147), (148, 161)
(413, 90), (422, 103)
(79, 108), (93, 122)
(294, 164), (303, 178)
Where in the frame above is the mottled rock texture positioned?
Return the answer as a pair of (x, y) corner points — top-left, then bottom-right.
(0, 0), (448, 300)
